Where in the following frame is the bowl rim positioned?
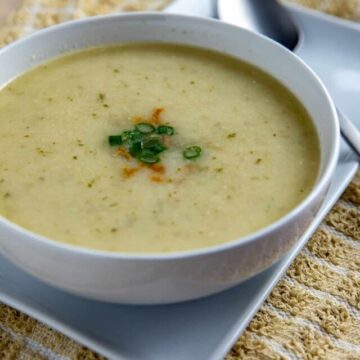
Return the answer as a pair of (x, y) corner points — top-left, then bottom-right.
(0, 12), (340, 260)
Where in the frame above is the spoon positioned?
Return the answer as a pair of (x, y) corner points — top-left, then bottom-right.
(217, 0), (360, 156)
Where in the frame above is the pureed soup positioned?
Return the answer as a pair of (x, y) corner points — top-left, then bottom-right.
(0, 44), (320, 253)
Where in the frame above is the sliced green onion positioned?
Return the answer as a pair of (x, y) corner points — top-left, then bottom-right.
(138, 149), (160, 164)
(129, 141), (142, 157)
(156, 125), (174, 136)
(136, 123), (155, 134)
(121, 130), (133, 143)
(109, 118), (204, 166)
(129, 129), (144, 142)
(109, 135), (123, 146)
(142, 138), (167, 154)
(183, 146), (202, 160)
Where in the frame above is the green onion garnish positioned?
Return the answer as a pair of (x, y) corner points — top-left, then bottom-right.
(142, 138), (167, 154)
(121, 130), (133, 143)
(129, 141), (143, 157)
(108, 111), (203, 166)
(136, 123), (155, 134)
(183, 146), (202, 160)
(109, 135), (123, 146)
(156, 125), (174, 136)
(129, 129), (144, 142)
(138, 149), (160, 164)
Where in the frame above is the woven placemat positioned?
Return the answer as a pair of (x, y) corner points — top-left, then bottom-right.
(0, 1), (359, 359)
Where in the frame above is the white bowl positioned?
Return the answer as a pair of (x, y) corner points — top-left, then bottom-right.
(0, 13), (339, 304)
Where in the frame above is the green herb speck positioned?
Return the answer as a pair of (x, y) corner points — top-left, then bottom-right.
(36, 147), (48, 156)
(135, 123), (155, 134)
(138, 149), (160, 164)
(156, 125), (174, 136)
(109, 135), (123, 146)
(183, 146), (202, 160)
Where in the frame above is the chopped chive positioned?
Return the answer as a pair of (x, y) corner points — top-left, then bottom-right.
(142, 138), (167, 154)
(109, 112), (203, 166)
(130, 130), (144, 142)
(138, 149), (160, 164)
(183, 146), (202, 160)
(136, 123), (155, 134)
(109, 135), (123, 146)
(121, 130), (133, 143)
(129, 141), (142, 157)
(156, 125), (174, 136)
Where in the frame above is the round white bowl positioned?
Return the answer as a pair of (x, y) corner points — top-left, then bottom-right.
(0, 13), (339, 304)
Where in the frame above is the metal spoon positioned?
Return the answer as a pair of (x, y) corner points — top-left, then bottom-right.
(218, 0), (360, 156)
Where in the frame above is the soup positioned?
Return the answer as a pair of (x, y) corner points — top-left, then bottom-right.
(0, 44), (319, 253)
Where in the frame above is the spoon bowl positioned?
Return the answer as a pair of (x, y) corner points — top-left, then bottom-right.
(220, 0), (298, 49)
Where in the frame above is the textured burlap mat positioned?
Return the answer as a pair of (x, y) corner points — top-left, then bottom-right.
(0, 1), (359, 359)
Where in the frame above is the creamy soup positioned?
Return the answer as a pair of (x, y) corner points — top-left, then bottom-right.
(0, 44), (319, 253)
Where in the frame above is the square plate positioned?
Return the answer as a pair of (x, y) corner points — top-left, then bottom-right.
(0, 1), (358, 359)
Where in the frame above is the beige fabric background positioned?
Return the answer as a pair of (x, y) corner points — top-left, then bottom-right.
(0, 1), (359, 359)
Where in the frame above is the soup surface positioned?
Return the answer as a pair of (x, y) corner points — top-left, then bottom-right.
(0, 44), (319, 253)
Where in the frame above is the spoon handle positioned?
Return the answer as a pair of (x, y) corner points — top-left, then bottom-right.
(337, 109), (360, 156)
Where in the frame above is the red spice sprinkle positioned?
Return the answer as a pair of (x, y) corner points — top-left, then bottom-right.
(122, 167), (139, 178)
(150, 163), (165, 174)
(117, 147), (131, 160)
(151, 108), (164, 125)
(132, 116), (143, 124)
(150, 175), (164, 183)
